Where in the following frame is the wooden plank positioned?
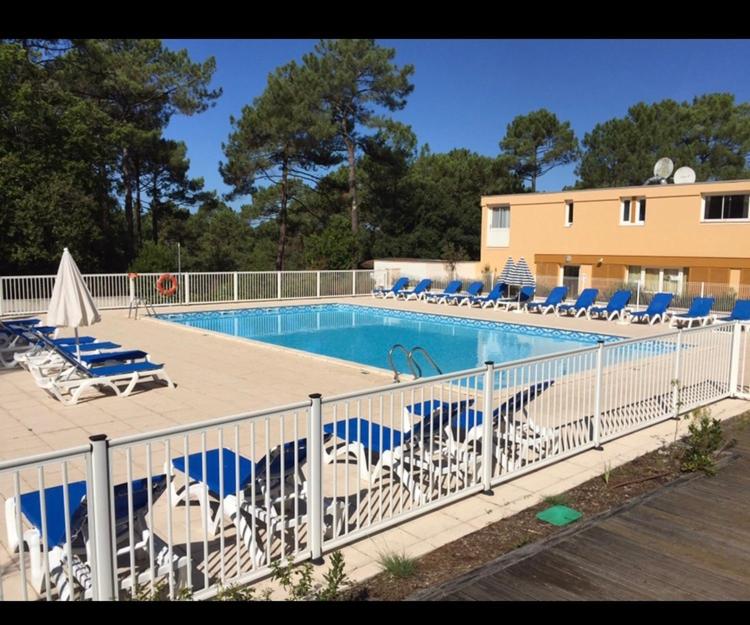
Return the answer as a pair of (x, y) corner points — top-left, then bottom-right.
(422, 429), (750, 601)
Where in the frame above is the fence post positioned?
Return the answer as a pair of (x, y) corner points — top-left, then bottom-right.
(89, 435), (115, 601)
(277, 272), (282, 300)
(352, 271), (357, 296)
(316, 271), (321, 298)
(729, 321), (742, 397)
(308, 394), (323, 563)
(233, 272), (238, 301)
(184, 273), (190, 305)
(700, 281), (705, 298)
(593, 340), (604, 449)
(128, 275), (135, 306)
(672, 329), (683, 417)
(481, 361), (495, 493)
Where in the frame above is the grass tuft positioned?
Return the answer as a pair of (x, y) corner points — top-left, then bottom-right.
(378, 551), (418, 579)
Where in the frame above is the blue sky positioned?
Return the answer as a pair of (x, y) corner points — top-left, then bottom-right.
(163, 39), (750, 208)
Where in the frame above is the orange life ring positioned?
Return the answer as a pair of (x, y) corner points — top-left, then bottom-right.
(156, 273), (178, 297)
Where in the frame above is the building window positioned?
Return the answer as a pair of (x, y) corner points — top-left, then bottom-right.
(487, 205), (510, 247)
(490, 206), (510, 229)
(565, 201), (574, 226)
(626, 265), (642, 287)
(638, 199), (646, 223)
(627, 265), (685, 293)
(703, 195), (750, 221)
(622, 200), (631, 223)
(620, 198), (645, 225)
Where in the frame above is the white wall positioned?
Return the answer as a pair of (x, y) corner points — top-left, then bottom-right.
(373, 259), (481, 283)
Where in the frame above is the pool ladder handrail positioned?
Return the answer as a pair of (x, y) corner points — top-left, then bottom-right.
(387, 344), (443, 383)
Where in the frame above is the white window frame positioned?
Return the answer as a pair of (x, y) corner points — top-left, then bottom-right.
(487, 205), (510, 248)
(620, 197), (645, 226)
(564, 201), (573, 227)
(700, 194), (750, 223)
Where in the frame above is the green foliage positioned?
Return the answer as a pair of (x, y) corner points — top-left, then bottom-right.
(270, 551), (350, 601)
(681, 408), (724, 476)
(128, 579), (193, 601)
(130, 241), (178, 273)
(300, 39), (415, 237)
(378, 551), (418, 579)
(213, 583), (272, 601)
(304, 214), (360, 269)
(0, 39), (218, 274)
(577, 94), (750, 188)
(499, 109), (580, 192)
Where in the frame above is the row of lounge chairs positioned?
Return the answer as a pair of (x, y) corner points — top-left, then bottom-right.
(7, 381), (558, 599)
(0, 318), (173, 405)
(373, 279), (750, 326)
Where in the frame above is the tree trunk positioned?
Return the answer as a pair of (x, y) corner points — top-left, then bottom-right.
(135, 157), (142, 246)
(151, 172), (159, 243)
(345, 137), (358, 233)
(275, 159), (288, 271)
(123, 150), (134, 261)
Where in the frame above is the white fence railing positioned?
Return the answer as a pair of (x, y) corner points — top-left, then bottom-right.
(0, 271), (388, 316)
(1, 322), (747, 601)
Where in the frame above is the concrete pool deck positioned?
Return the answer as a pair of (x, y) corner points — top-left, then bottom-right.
(1, 295), (747, 599)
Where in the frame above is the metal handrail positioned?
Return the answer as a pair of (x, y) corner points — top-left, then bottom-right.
(409, 346), (443, 378)
(387, 343), (418, 382)
(387, 344), (443, 382)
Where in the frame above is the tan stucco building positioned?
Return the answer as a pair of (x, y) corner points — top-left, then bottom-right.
(480, 180), (750, 295)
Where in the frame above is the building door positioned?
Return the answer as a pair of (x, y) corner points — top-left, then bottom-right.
(562, 265), (581, 296)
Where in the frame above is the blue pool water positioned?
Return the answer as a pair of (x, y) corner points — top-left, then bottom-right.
(159, 304), (622, 375)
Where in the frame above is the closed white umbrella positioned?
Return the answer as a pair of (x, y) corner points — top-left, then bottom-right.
(507, 257), (536, 309)
(498, 257), (515, 287)
(46, 248), (101, 358)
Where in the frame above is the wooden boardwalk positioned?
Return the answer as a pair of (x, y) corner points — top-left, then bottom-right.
(413, 425), (750, 601)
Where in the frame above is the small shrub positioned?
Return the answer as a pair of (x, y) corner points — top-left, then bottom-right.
(602, 461), (613, 486)
(214, 584), (268, 601)
(681, 408), (723, 476)
(129, 579), (193, 601)
(378, 551), (418, 579)
(270, 551), (350, 600)
(542, 494), (568, 507)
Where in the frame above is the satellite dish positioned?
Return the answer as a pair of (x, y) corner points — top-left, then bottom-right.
(653, 157), (674, 179)
(673, 166), (696, 184)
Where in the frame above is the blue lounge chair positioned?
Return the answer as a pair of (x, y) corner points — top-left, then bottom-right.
(425, 280), (462, 304)
(448, 381), (556, 472)
(556, 288), (599, 318)
(669, 297), (715, 328)
(496, 285), (536, 310)
(4, 475), (184, 599)
(23, 330), (173, 405)
(322, 399), (473, 503)
(372, 277), (409, 299)
(628, 292), (673, 325)
(716, 299), (750, 323)
(444, 281), (484, 305)
(461, 282), (507, 308)
(526, 286), (568, 315)
(397, 278), (433, 301)
(588, 289), (632, 321)
(170, 440), (345, 563)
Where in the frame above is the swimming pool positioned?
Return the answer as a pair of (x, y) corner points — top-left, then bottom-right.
(159, 304), (622, 376)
